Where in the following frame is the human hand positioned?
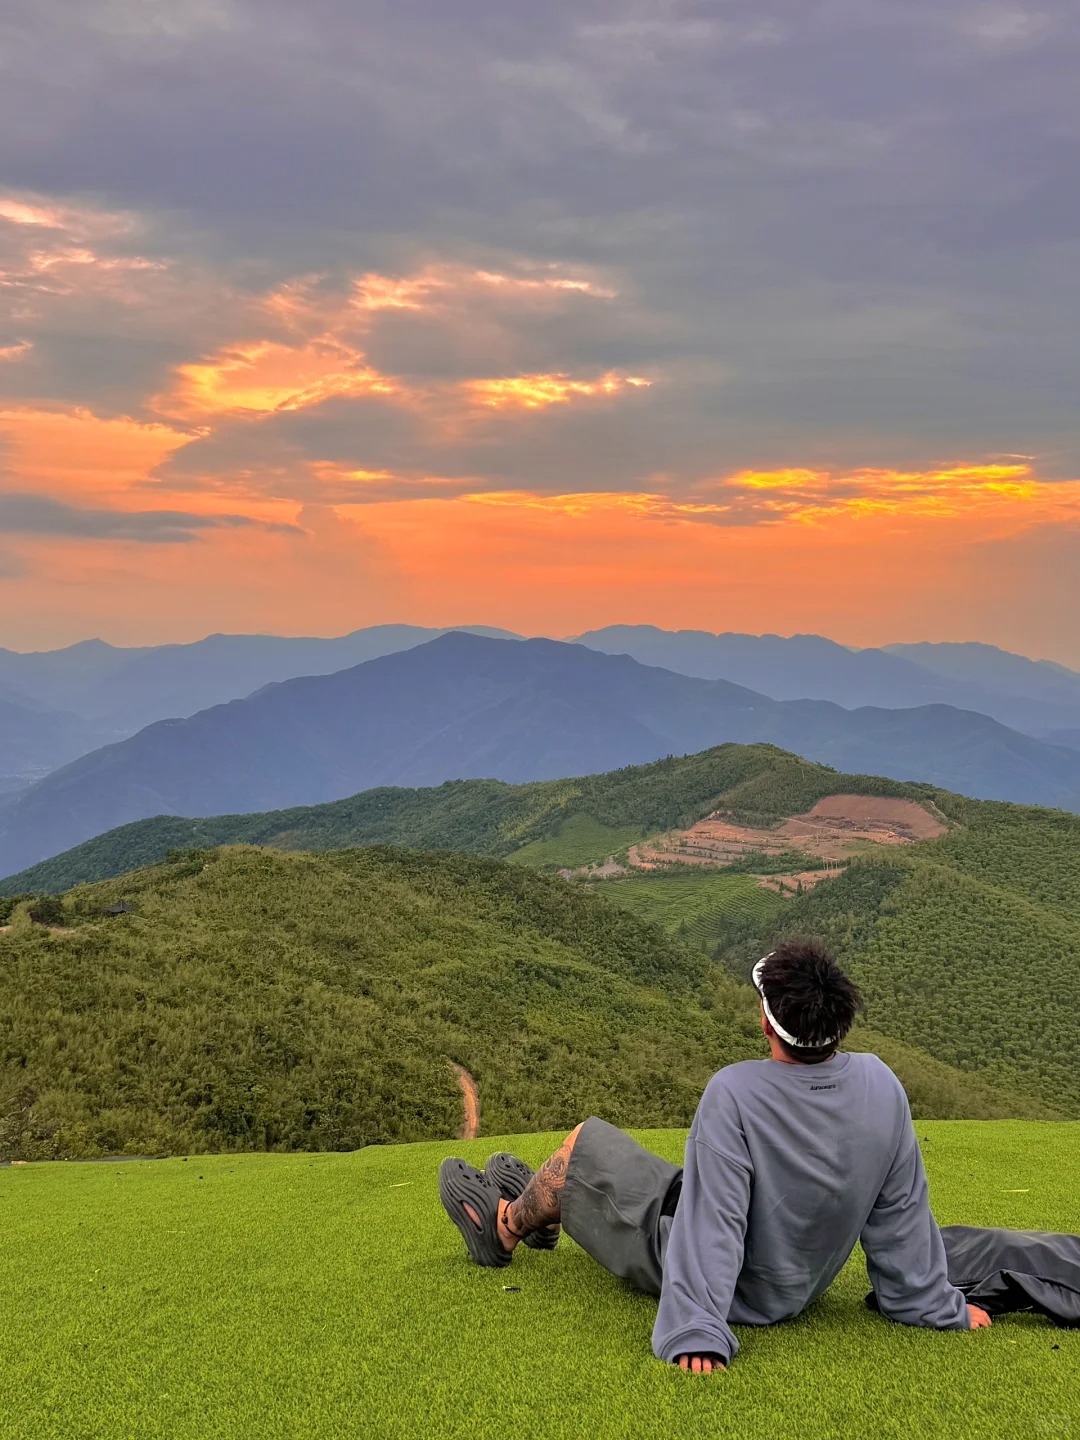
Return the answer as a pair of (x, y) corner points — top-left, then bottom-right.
(967, 1305), (991, 1329)
(677, 1354), (726, 1374)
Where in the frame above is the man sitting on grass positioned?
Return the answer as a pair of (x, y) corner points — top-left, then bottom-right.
(438, 937), (992, 1371)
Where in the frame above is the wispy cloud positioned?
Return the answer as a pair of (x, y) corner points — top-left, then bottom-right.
(150, 260), (630, 423)
(163, 339), (400, 419)
(0, 491), (297, 543)
(451, 461), (1080, 531)
(464, 372), (651, 410)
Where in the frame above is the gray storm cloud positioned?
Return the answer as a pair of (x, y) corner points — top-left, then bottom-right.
(1, 0), (1079, 481)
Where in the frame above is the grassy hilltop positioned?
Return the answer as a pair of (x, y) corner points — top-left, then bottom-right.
(0, 845), (742, 1158)
(1, 1123), (1076, 1440)
(0, 841), (1045, 1161)
(0, 743), (931, 895)
(3, 743), (1080, 1152)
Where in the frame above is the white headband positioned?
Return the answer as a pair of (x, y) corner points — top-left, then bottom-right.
(752, 953), (837, 1049)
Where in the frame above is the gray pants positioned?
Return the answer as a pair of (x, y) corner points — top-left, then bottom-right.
(561, 1118), (1080, 1326)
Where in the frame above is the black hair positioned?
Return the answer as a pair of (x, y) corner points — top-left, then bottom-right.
(759, 937), (863, 1064)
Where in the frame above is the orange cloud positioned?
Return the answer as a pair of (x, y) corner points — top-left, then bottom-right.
(351, 264), (616, 313)
(464, 371), (652, 410)
(163, 339), (400, 419)
(462, 490), (663, 517)
(0, 406), (191, 501)
(730, 468), (824, 490)
(436, 461), (1080, 533)
(150, 259), (632, 424)
(1, 190), (163, 307)
(778, 463), (1043, 525)
(352, 271), (445, 312)
(22, 246), (164, 278)
(0, 194), (136, 239)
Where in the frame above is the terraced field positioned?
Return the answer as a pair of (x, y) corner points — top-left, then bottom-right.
(508, 815), (643, 868)
(596, 872), (785, 952)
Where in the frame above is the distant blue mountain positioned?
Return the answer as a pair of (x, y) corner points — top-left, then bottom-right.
(2, 633), (1079, 878)
(885, 641), (1080, 711)
(573, 626), (1080, 736)
(1041, 730), (1080, 753)
(0, 625), (519, 730)
(4, 624), (1079, 798)
(0, 696), (114, 795)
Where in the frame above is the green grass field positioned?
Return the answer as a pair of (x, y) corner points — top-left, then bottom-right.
(1, 1123), (1076, 1440)
(599, 871), (785, 951)
(508, 815), (644, 868)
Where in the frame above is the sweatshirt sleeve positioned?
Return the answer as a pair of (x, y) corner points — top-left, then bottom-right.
(652, 1093), (752, 1366)
(860, 1121), (970, 1330)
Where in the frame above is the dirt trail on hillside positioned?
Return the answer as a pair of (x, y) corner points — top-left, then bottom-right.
(450, 1063), (480, 1140)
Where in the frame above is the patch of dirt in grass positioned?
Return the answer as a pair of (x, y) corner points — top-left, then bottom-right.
(796, 794), (947, 841)
(561, 855), (628, 879)
(755, 870), (837, 894)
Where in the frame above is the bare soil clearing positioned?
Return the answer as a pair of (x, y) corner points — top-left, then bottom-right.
(798, 794), (947, 840)
(565, 794), (945, 897)
(630, 794), (944, 870)
(756, 869), (836, 895)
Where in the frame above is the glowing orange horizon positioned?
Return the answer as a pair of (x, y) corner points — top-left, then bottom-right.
(2, 188), (1079, 659)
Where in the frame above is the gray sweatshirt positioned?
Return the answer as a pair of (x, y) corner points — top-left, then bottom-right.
(652, 1051), (970, 1365)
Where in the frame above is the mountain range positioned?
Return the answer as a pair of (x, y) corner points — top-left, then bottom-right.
(573, 627), (1080, 738)
(0, 741), (918, 895)
(0, 625), (521, 723)
(2, 625), (1078, 796)
(3, 632), (1080, 880)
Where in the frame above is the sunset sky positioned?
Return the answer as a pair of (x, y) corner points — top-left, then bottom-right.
(2, 2), (1079, 661)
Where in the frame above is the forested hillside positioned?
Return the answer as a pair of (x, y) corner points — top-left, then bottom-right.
(0, 743), (937, 894)
(719, 796), (1080, 1115)
(0, 844), (1040, 1161)
(0, 845), (742, 1158)
(5, 744), (1078, 1144)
